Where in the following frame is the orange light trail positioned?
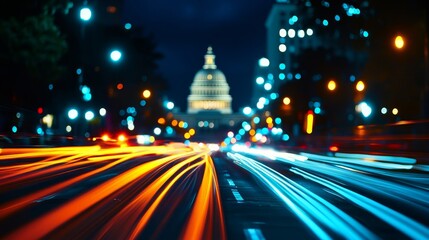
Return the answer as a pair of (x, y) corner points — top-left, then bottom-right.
(1, 143), (225, 239)
(182, 154), (227, 240)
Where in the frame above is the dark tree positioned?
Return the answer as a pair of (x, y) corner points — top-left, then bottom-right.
(0, 0), (74, 132)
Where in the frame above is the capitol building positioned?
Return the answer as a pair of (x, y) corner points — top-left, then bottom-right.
(174, 46), (246, 130)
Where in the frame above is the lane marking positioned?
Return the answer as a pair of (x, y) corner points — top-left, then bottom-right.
(226, 178), (236, 187)
(231, 189), (244, 202)
(244, 228), (265, 240)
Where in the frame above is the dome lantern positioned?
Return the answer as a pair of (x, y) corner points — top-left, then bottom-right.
(203, 46), (216, 69)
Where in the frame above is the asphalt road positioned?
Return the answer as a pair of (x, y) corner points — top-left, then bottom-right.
(1, 142), (428, 239)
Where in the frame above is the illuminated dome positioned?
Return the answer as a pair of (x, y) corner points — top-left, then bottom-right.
(187, 46), (232, 114)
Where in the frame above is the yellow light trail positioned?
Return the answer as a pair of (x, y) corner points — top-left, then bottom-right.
(1, 143), (225, 239)
(182, 154), (227, 240)
(0, 146), (170, 217)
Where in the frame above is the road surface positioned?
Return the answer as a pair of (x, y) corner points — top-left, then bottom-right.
(1, 142), (428, 239)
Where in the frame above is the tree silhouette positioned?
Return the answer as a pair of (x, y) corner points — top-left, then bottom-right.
(0, 0), (73, 132)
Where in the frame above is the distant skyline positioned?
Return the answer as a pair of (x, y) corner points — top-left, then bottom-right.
(123, 0), (275, 112)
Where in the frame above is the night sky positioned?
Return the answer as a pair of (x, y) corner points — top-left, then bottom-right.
(123, 0), (275, 112)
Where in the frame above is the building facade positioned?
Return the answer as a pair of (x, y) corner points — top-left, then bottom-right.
(187, 47), (232, 114)
(174, 47), (246, 131)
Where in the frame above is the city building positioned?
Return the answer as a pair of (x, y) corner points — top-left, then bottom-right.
(174, 47), (246, 131)
(187, 47), (232, 114)
(250, 0), (377, 135)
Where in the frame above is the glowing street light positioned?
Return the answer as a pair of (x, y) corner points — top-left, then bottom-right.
(99, 108), (107, 117)
(356, 80), (365, 92)
(68, 109), (79, 120)
(394, 35), (405, 49)
(142, 89), (151, 99)
(258, 58), (270, 67)
(242, 107), (253, 115)
(110, 50), (122, 62)
(356, 102), (372, 118)
(327, 80), (336, 91)
(80, 7), (92, 21)
(42, 114), (54, 128)
(85, 111), (95, 121)
(166, 101), (175, 110)
(283, 97), (291, 105)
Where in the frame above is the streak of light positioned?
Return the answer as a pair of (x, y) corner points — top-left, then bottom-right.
(227, 152), (375, 239)
(291, 168), (429, 239)
(414, 165), (429, 172)
(249, 147), (429, 209)
(334, 152), (416, 164)
(0, 146), (171, 217)
(231, 144), (307, 162)
(228, 145), (429, 238)
(97, 152), (207, 239)
(2, 143), (225, 239)
(300, 152), (414, 170)
(182, 154), (227, 240)
(6, 151), (196, 239)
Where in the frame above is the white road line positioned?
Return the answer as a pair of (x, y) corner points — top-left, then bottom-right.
(231, 189), (244, 202)
(244, 228), (265, 240)
(227, 178), (236, 187)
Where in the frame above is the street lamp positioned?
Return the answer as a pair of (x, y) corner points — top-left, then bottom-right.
(68, 109), (79, 120)
(166, 101), (175, 110)
(356, 102), (372, 118)
(242, 107), (253, 115)
(327, 80), (336, 91)
(85, 111), (95, 121)
(110, 50), (122, 62)
(99, 108), (107, 117)
(142, 89), (151, 99)
(80, 7), (92, 21)
(356, 80), (365, 92)
(394, 35), (405, 49)
(283, 97), (291, 105)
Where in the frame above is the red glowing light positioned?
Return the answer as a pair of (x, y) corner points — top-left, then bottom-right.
(329, 146), (339, 152)
(117, 83), (124, 90)
(118, 134), (127, 142)
(102, 134), (110, 141)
